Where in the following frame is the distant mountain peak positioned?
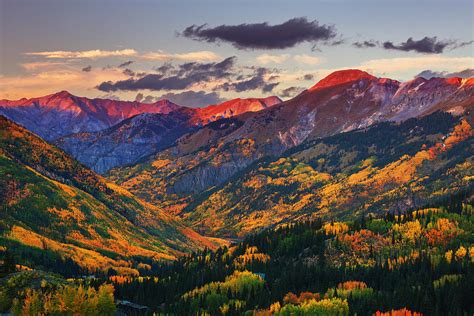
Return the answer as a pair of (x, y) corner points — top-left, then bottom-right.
(55, 90), (74, 97)
(310, 69), (377, 91)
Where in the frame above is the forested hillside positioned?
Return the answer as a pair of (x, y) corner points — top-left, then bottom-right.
(0, 116), (219, 275)
(7, 191), (467, 315)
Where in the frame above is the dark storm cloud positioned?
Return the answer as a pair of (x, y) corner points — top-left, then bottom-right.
(158, 90), (225, 108)
(415, 68), (474, 79)
(82, 65), (92, 72)
(278, 86), (306, 98)
(382, 37), (453, 54)
(218, 67), (279, 93)
(118, 60), (134, 68)
(182, 17), (337, 50)
(353, 40), (378, 48)
(97, 57), (236, 92)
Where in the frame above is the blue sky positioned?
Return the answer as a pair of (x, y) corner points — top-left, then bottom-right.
(1, 0), (472, 105)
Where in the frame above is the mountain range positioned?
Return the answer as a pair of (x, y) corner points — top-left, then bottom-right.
(107, 71), (473, 220)
(0, 92), (280, 173)
(1, 68), (473, 251)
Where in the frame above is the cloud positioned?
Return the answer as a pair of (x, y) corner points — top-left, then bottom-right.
(353, 40), (378, 48)
(256, 54), (289, 64)
(450, 40), (474, 50)
(278, 86), (306, 98)
(122, 68), (136, 77)
(82, 65), (92, 72)
(135, 93), (144, 102)
(97, 57), (236, 92)
(218, 67), (279, 93)
(97, 93), (122, 101)
(302, 74), (314, 81)
(415, 68), (474, 79)
(360, 56), (474, 74)
(354, 38), (473, 54)
(20, 61), (68, 71)
(25, 49), (138, 59)
(0, 67), (128, 100)
(182, 17), (337, 50)
(256, 53), (322, 67)
(158, 90), (225, 107)
(118, 60), (134, 68)
(382, 37), (454, 54)
(143, 95), (156, 103)
(293, 54), (322, 65)
(142, 50), (221, 62)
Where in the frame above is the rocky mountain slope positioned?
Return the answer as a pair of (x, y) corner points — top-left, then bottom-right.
(0, 116), (220, 272)
(110, 70), (473, 215)
(55, 109), (197, 173)
(55, 96), (280, 173)
(179, 111), (474, 237)
(0, 91), (182, 141)
(0, 91), (280, 140)
(0, 92), (281, 172)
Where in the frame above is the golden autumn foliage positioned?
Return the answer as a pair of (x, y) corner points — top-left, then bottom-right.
(445, 250), (453, 264)
(233, 246), (271, 268)
(455, 246), (467, 260)
(12, 284), (116, 316)
(337, 281), (368, 291)
(393, 220), (422, 243)
(323, 222), (349, 235)
(151, 159), (171, 169)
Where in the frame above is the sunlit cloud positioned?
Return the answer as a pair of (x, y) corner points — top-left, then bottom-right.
(24, 49), (138, 59)
(359, 56), (474, 77)
(20, 61), (69, 71)
(142, 50), (221, 62)
(293, 54), (322, 65)
(256, 54), (289, 64)
(0, 66), (128, 99)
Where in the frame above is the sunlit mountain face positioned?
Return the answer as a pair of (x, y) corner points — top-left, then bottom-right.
(1, 0), (473, 315)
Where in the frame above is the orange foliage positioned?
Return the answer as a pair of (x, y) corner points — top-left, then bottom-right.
(283, 292), (299, 305)
(339, 229), (388, 255)
(374, 308), (422, 316)
(425, 218), (458, 246)
(151, 159), (171, 169)
(283, 291), (320, 305)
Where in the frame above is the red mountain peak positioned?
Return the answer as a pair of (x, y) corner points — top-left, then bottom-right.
(444, 77), (463, 85)
(310, 69), (377, 91)
(195, 96), (282, 122)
